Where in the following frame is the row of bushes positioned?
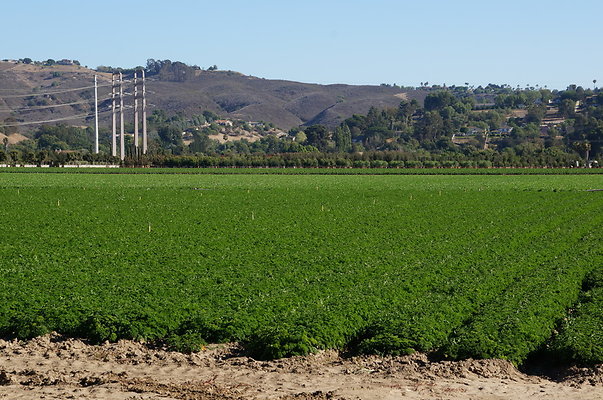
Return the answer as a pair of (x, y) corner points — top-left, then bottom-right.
(141, 156), (497, 169)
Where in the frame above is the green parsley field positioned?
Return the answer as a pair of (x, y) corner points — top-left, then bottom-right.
(1, 172), (602, 365)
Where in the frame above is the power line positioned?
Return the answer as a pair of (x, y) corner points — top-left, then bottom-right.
(0, 88), (36, 92)
(0, 103), (153, 128)
(0, 84), (113, 98)
(0, 80), (155, 94)
(0, 71), (151, 156)
(0, 77), (157, 92)
(0, 98), (112, 112)
(0, 108), (112, 127)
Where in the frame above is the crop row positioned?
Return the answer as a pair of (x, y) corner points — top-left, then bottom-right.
(546, 266), (603, 365)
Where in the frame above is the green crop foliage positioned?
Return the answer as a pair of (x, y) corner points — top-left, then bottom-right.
(547, 268), (603, 366)
(0, 172), (601, 365)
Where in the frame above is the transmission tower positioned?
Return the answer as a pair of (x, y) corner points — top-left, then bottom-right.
(111, 73), (117, 157)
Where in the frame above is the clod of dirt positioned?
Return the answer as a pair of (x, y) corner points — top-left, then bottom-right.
(19, 369), (66, 386)
(0, 370), (13, 385)
(280, 390), (339, 399)
(79, 376), (105, 387)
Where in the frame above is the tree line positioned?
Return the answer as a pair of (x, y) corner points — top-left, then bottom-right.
(2, 84), (602, 168)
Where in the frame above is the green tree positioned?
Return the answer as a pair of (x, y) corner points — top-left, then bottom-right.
(9, 150), (20, 165)
(295, 131), (307, 144)
(202, 110), (219, 123)
(158, 125), (185, 154)
(424, 91), (457, 111)
(304, 125), (330, 151)
(398, 100), (419, 126)
(558, 99), (576, 118)
(37, 134), (68, 150)
(573, 141), (591, 161)
(525, 104), (546, 124)
(21, 149), (35, 164)
(35, 150), (48, 166)
(333, 125), (352, 152)
(415, 111), (444, 141)
(34, 125), (89, 150)
(189, 133), (217, 154)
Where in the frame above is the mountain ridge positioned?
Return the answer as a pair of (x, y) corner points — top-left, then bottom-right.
(0, 61), (424, 131)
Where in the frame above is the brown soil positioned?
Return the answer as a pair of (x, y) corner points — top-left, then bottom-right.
(0, 133), (29, 145)
(1, 333), (602, 399)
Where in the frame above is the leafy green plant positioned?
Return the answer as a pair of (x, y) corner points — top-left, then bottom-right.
(165, 332), (207, 353)
(0, 172), (601, 366)
(245, 326), (321, 360)
(357, 333), (415, 356)
(4, 312), (50, 340)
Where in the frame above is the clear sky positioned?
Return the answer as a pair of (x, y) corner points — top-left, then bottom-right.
(3, 0), (602, 89)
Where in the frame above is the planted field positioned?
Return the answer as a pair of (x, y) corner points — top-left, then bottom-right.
(0, 173), (602, 365)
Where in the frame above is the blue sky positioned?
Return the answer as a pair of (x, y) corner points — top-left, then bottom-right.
(3, 0), (602, 89)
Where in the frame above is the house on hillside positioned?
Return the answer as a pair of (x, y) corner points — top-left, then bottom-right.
(464, 126), (487, 136)
(491, 127), (513, 136)
(584, 95), (599, 107)
(181, 131), (194, 141)
(575, 100), (582, 112)
(215, 120), (233, 127)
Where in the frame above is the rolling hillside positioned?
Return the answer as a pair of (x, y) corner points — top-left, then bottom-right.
(0, 61), (424, 132)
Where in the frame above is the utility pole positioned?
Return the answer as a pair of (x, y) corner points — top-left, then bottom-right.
(142, 69), (147, 154)
(119, 72), (125, 160)
(94, 75), (99, 154)
(111, 74), (117, 157)
(134, 71), (139, 156)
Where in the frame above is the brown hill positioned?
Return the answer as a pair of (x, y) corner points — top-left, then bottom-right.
(0, 132), (28, 144)
(0, 61), (424, 131)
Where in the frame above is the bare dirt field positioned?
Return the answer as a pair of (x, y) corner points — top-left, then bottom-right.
(1, 333), (602, 400)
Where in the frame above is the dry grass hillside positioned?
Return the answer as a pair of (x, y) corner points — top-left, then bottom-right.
(0, 61), (424, 132)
